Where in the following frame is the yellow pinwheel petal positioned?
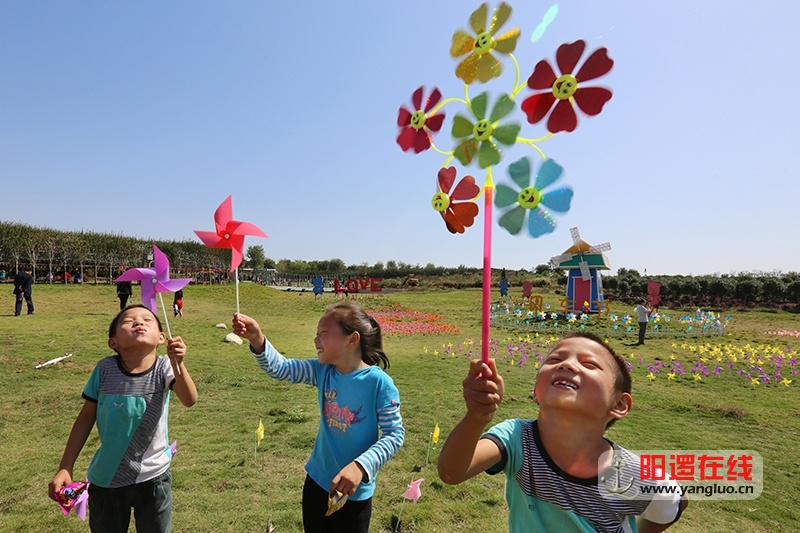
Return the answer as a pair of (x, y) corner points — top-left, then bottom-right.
(469, 2), (488, 34)
(489, 2), (512, 35)
(455, 53), (482, 84)
(476, 52), (502, 83)
(450, 30), (474, 58)
(494, 27), (521, 54)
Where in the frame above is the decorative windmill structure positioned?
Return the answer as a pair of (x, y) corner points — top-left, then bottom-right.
(550, 227), (611, 313)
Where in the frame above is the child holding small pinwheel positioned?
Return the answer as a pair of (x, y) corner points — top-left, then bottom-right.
(233, 301), (405, 533)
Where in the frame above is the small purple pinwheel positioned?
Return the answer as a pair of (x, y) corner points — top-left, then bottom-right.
(116, 246), (191, 314)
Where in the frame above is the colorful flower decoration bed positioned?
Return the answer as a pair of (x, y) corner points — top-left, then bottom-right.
(429, 334), (795, 388)
(396, 1), (614, 363)
(491, 304), (731, 338)
(369, 304), (459, 336)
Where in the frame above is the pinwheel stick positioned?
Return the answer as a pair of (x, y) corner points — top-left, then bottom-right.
(158, 292), (181, 375)
(235, 267), (241, 315)
(481, 182), (494, 365)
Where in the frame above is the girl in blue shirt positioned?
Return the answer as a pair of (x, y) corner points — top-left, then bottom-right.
(233, 301), (405, 532)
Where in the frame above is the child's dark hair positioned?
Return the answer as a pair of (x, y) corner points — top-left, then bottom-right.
(325, 301), (390, 369)
(554, 331), (631, 428)
(109, 304), (164, 339)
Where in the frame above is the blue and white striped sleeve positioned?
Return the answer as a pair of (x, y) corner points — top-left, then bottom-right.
(250, 338), (317, 386)
(355, 402), (405, 482)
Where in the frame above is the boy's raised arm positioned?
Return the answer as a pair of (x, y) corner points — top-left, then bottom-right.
(167, 337), (198, 407)
(438, 359), (505, 485)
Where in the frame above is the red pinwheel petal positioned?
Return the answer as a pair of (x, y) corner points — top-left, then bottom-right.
(437, 167), (457, 194)
(521, 92), (556, 124)
(555, 40), (586, 75)
(573, 87), (613, 116)
(451, 201), (479, 229)
(575, 47), (614, 82)
(451, 175), (480, 200)
(413, 130), (431, 153)
(231, 221), (268, 238)
(547, 99), (578, 133)
(443, 210), (464, 234)
(527, 59), (557, 90)
(397, 127), (416, 151)
(424, 88), (442, 112)
(411, 86), (424, 111)
(426, 113), (445, 132)
(214, 196), (234, 233)
(194, 230), (227, 248)
(397, 107), (412, 127)
(229, 235), (246, 271)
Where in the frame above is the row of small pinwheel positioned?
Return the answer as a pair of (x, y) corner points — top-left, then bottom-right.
(396, 2), (614, 362)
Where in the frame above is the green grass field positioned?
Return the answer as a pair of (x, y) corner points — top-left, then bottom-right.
(1, 283), (798, 532)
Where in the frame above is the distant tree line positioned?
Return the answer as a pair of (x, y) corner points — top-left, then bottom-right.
(2, 223), (798, 309)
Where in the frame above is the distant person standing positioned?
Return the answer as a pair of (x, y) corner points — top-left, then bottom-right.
(13, 267), (34, 316)
(173, 289), (184, 317)
(116, 272), (133, 311)
(635, 299), (651, 345)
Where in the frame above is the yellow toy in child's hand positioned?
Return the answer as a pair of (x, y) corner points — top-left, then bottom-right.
(325, 491), (348, 516)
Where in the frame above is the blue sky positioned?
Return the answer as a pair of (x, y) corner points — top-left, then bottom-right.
(2, 1), (798, 275)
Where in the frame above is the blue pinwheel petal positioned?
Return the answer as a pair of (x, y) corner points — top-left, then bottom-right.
(507, 157), (531, 189)
(494, 184), (520, 208)
(498, 205), (526, 235)
(527, 207), (558, 238)
(540, 186), (574, 213)
(533, 159), (563, 190)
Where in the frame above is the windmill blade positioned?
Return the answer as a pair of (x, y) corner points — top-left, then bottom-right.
(570, 227), (581, 246)
(550, 252), (573, 265)
(579, 260), (591, 280)
(589, 241), (612, 253)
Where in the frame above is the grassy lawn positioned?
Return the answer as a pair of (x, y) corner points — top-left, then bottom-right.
(1, 283), (798, 532)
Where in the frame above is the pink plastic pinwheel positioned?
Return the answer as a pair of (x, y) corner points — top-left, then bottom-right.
(495, 157), (573, 237)
(115, 246), (191, 314)
(397, 86), (445, 153)
(55, 480), (90, 521)
(194, 195), (268, 272)
(431, 167), (480, 234)
(521, 40), (614, 133)
(450, 2), (521, 84)
(402, 478), (424, 504)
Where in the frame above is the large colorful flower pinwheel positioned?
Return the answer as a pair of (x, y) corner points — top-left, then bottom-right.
(115, 246), (191, 314)
(520, 40), (614, 133)
(397, 86), (445, 154)
(194, 195), (268, 272)
(431, 166), (480, 234)
(495, 157), (573, 237)
(452, 92), (520, 169)
(450, 2), (521, 85)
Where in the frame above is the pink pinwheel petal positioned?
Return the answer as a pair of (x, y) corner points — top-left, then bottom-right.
(426, 113), (445, 132)
(521, 92), (556, 124)
(140, 279), (158, 313)
(556, 40), (586, 75)
(115, 268), (148, 283)
(229, 235), (246, 271)
(397, 127), (416, 152)
(547, 99), (578, 133)
(575, 47), (614, 82)
(573, 87), (613, 116)
(214, 196), (233, 233)
(413, 130), (431, 153)
(153, 246), (170, 277)
(158, 278), (191, 293)
(451, 175), (480, 200)
(75, 491), (88, 521)
(194, 230), (226, 248)
(424, 88), (441, 112)
(437, 167), (457, 194)
(231, 221), (268, 238)
(527, 59), (557, 90)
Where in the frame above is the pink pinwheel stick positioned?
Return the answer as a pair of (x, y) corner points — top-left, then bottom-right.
(158, 292), (180, 375)
(481, 185), (493, 365)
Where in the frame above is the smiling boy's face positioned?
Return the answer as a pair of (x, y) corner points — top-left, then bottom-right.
(533, 336), (629, 426)
(108, 307), (165, 354)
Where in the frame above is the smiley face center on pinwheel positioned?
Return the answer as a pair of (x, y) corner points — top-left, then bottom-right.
(518, 186), (542, 209)
(431, 191), (451, 212)
(473, 119), (494, 142)
(410, 110), (427, 130)
(552, 74), (578, 100)
(473, 32), (495, 55)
